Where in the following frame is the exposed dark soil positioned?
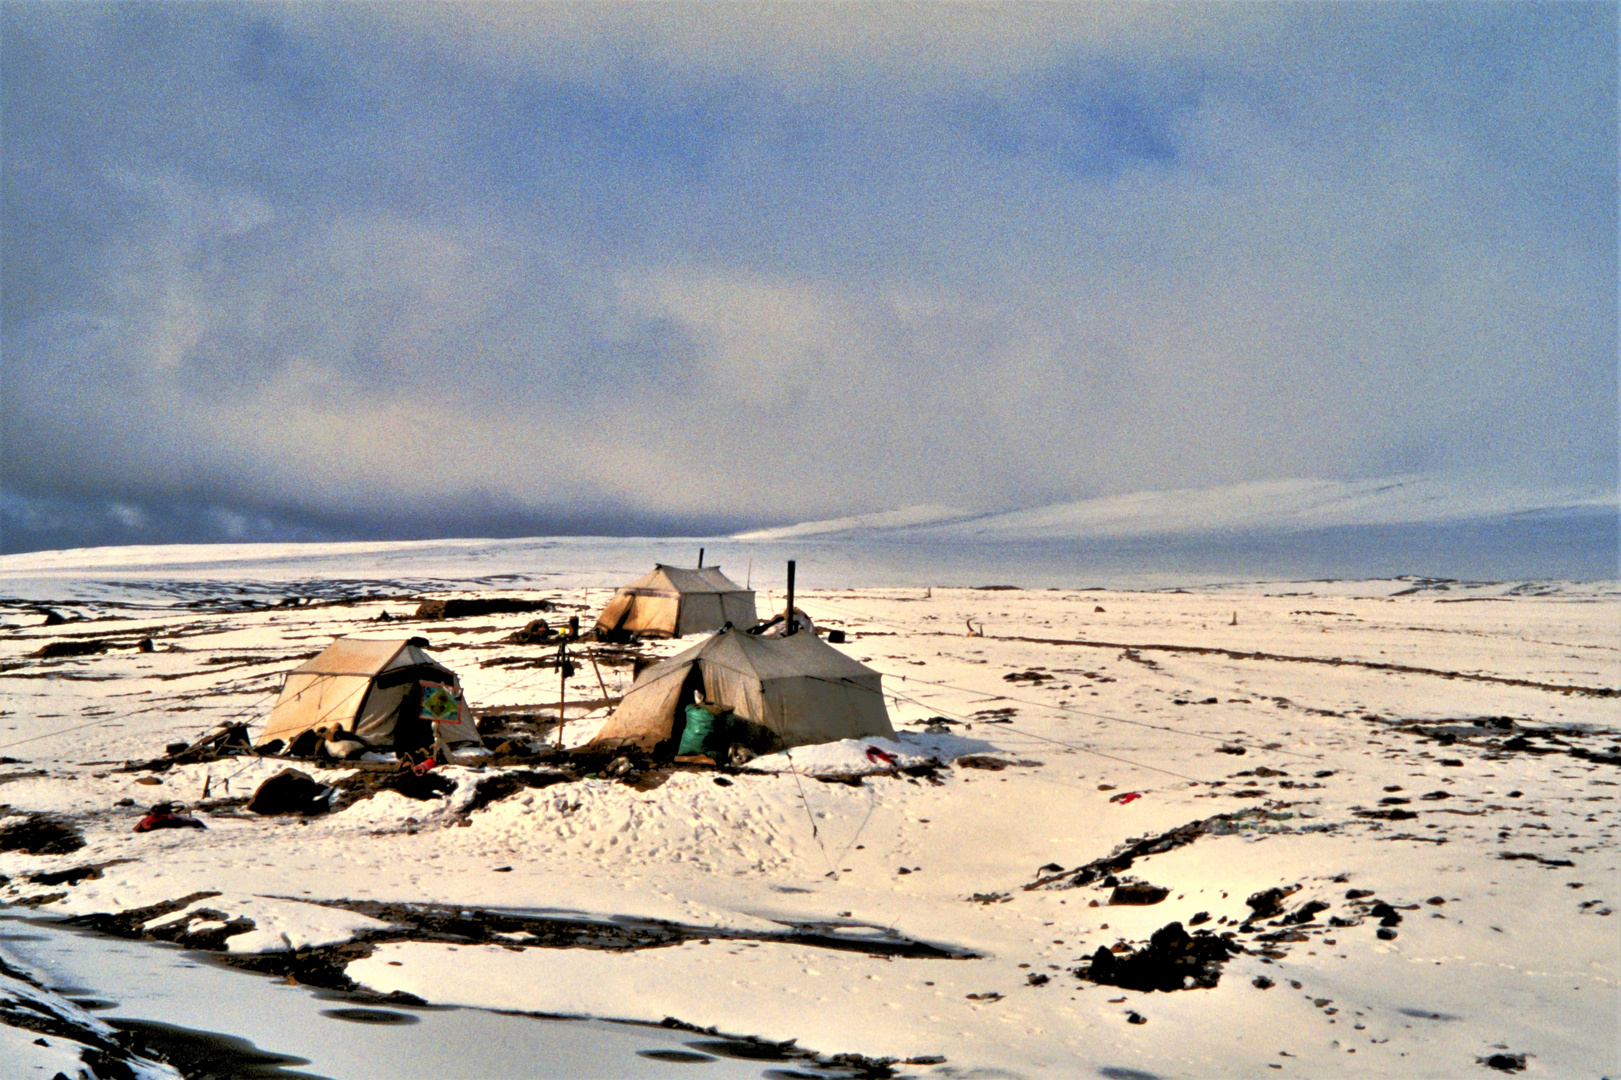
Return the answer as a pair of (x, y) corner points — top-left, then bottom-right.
(63, 891), (225, 939)
(329, 768), (458, 808)
(1077, 921), (1241, 992)
(1354, 808), (1419, 821)
(0, 812), (86, 855)
(1478, 1052), (1527, 1072)
(1027, 808), (1274, 890)
(32, 639), (111, 659)
(1497, 852), (1575, 868)
(452, 769), (571, 814)
(954, 755), (1042, 771)
(655, 1017), (904, 1078)
(1388, 717), (1621, 767)
(27, 862), (111, 887)
(1109, 882), (1170, 906)
(413, 598), (553, 621)
(295, 898), (978, 962)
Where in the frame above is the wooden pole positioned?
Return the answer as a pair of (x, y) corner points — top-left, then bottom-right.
(785, 559), (796, 636)
(590, 653), (612, 705)
(557, 644), (567, 749)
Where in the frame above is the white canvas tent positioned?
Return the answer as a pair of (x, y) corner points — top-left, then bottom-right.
(594, 564), (757, 638)
(590, 627), (894, 752)
(257, 638), (480, 752)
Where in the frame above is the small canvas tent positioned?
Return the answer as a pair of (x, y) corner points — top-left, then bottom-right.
(590, 627), (894, 752)
(594, 564), (757, 638)
(257, 638), (480, 752)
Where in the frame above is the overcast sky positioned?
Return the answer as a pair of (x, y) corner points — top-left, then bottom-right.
(2, 2), (1615, 551)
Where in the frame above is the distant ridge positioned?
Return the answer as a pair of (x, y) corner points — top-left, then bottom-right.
(733, 476), (1615, 543)
(733, 505), (978, 541)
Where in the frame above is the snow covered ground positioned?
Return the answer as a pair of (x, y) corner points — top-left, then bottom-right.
(0, 547), (1617, 1077)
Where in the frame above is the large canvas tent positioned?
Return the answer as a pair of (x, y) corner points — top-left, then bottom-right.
(594, 564), (757, 638)
(590, 627), (895, 752)
(257, 638), (480, 752)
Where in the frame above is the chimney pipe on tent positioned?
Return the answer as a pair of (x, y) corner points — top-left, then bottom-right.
(698, 547), (704, 568)
(785, 560), (796, 636)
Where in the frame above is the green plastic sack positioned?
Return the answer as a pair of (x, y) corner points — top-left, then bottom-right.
(678, 704), (717, 756)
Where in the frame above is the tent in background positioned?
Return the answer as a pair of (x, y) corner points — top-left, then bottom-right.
(257, 638), (480, 753)
(589, 626), (894, 753)
(594, 564), (757, 639)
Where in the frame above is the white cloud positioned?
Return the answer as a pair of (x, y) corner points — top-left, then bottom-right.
(2, 2), (1612, 541)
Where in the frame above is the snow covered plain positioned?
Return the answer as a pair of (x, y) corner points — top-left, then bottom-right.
(0, 545), (1617, 1078)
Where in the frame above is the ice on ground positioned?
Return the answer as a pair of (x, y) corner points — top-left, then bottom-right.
(0, 949), (182, 1079)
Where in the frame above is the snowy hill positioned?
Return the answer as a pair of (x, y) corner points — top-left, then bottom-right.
(735, 476), (1614, 543)
(732, 504), (978, 541)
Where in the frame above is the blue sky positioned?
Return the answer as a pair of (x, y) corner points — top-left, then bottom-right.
(2, 3), (1615, 551)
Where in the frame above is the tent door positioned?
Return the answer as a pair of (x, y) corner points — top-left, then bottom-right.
(664, 663), (710, 758)
(354, 671), (444, 752)
(354, 682), (410, 745)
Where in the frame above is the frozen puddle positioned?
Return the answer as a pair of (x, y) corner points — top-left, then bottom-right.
(1, 909), (794, 1079)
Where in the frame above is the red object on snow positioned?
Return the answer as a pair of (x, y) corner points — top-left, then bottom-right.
(133, 811), (205, 832)
(412, 758), (438, 776)
(865, 746), (899, 766)
(1108, 791), (1144, 805)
